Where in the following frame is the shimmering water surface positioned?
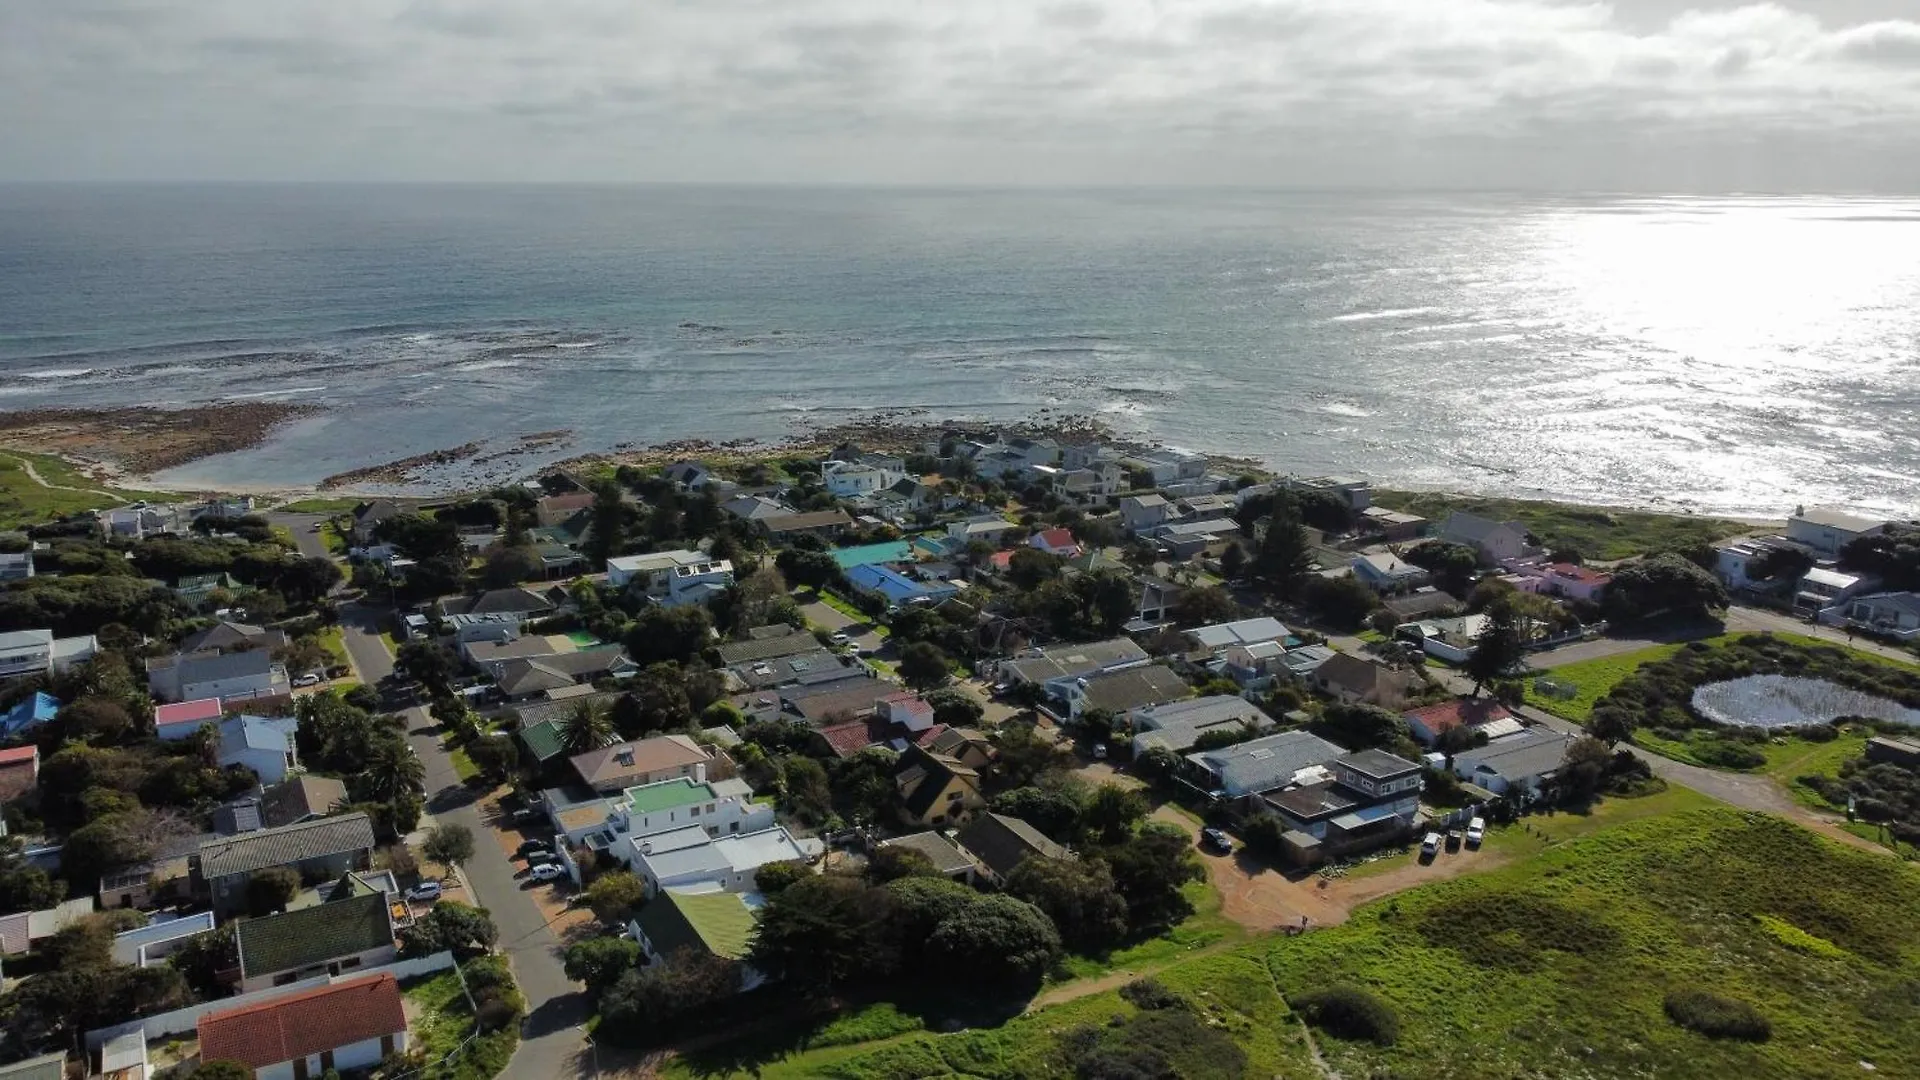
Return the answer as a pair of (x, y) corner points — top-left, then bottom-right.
(1, 185), (1916, 512)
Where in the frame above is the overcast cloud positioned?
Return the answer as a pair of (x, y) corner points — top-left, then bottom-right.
(5, 0), (1919, 187)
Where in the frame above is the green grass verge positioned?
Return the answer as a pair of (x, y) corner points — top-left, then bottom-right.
(816, 590), (891, 637)
(403, 968), (519, 1080)
(448, 745), (479, 782)
(1372, 489), (1756, 562)
(1265, 806), (1920, 1080)
(277, 496), (365, 513)
(322, 520), (350, 554)
(0, 449), (176, 530)
(317, 625), (350, 669)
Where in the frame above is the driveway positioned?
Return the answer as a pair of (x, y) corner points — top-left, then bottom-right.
(1145, 806), (1341, 930)
(796, 598), (888, 656)
(265, 511), (332, 561)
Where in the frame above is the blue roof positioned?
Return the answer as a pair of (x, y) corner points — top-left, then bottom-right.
(846, 563), (960, 604)
(831, 541), (914, 569)
(0, 693), (59, 738)
(218, 715), (294, 755)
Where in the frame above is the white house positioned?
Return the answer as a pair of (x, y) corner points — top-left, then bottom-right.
(557, 775), (775, 853)
(149, 649), (288, 703)
(1029, 528), (1082, 558)
(822, 459), (902, 497)
(0, 552), (32, 582)
(217, 715), (301, 784)
(1119, 494), (1172, 535)
(1189, 617), (1290, 654)
(629, 888), (767, 992)
(947, 515), (1020, 545)
(1351, 551), (1431, 593)
(111, 911), (217, 967)
(196, 972), (409, 1080)
(1795, 567), (1874, 615)
(1122, 446), (1209, 485)
(606, 549), (734, 606)
(1824, 591), (1920, 641)
(1715, 538), (1815, 591)
(1438, 512), (1536, 565)
(1512, 562), (1612, 602)
(1052, 462), (1127, 504)
(155, 697), (226, 740)
(1453, 730), (1576, 795)
(629, 825), (819, 896)
(1130, 695), (1277, 756)
(1786, 507), (1888, 557)
(0, 629), (97, 683)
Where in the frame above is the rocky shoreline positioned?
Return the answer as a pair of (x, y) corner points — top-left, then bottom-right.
(0, 403), (319, 479)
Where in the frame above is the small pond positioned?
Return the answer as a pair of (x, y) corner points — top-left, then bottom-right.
(1690, 675), (1920, 730)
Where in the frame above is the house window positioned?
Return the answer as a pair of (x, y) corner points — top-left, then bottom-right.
(689, 806), (700, 817)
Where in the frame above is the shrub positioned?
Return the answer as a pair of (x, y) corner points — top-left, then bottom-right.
(1118, 977), (1183, 1011)
(1663, 989), (1772, 1042)
(1291, 984), (1400, 1045)
(1691, 740), (1767, 770)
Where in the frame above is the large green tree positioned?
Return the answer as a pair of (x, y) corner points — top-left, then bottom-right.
(1004, 855), (1130, 951)
(747, 875), (897, 991)
(1464, 596), (1528, 695)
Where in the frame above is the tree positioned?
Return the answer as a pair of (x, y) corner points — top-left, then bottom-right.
(194, 1062), (258, 1080)
(1840, 525), (1920, 591)
(1082, 783), (1149, 846)
(624, 663), (694, 735)
(1555, 736), (1614, 806)
(1310, 703), (1408, 752)
(1404, 540), (1480, 595)
(925, 688), (984, 728)
(480, 544), (543, 588)
(1007, 547), (1063, 590)
(1605, 553), (1728, 623)
(1172, 584), (1237, 627)
(1588, 703), (1636, 747)
(1101, 821), (1204, 933)
(564, 936), (641, 992)
(753, 861), (812, 897)
(1253, 506), (1313, 598)
(1005, 855), (1130, 951)
(1464, 596), (1528, 695)
(584, 480), (629, 567)
(246, 866), (300, 916)
(927, 894), (1060, 985)
(898, 641), (953, 691)
(992, 722), (1076, 788)
(400, 901), (497, 959)
(167, 923), (236, 1000)
(57, 695), (136, 743)
(467, 733), (519, 782)
(627, 604), (714, 667)
(747, 875), (897, 990)
(1300, 574), (1380, 631)
(358, 738), (425, 805)
(275, 555), (344, 605)
(991, 785), (1085, 843)
(778, 756), (834, 825)
(831, 746), (901, 826)
(774, 547), (845, 591)
(0, 842), (65, 913)
(557, 700), (615, 756)
(395, 640), (458, 696)
(1219, 542), (1247, 581)
(1749, 544), (1816, 585)
(422, 824), (475, 874)
(585, 871), (646, 924)
(867, 846), (939, 883)
(595, 948), (741, 1047)
(374, 513), (462, 561)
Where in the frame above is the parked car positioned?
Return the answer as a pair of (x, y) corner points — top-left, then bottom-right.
(527, 851), (559, 868)
(404, 881), (443, 902)
(1420, 832), (1442, 857)
(1465, 817), (1486, 848)
(1445, 829), (1463, 852)
(529, 862), (566, 882)
(516, 839), (553, 859)
(1201, 827), (1233, 854)
(292, 673), (322, 688)
(829, 632), (851, 645)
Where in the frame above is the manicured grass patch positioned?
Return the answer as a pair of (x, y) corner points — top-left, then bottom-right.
(1371, 489), (1755, 561)
(278, 496), (365, 513)
(1527, 643), (1688, 721)
(1264, 807), (1920, 1079)
(322, 521), (350, 554)
(0, 450), (176, 530)
(448, 745), (479, 781)
(317, 625), (350, 668)
(403, 965), (520, 1080)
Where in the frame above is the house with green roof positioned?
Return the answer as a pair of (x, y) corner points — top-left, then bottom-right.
(559, 774), (775, 854)
(630, 888), (766, 991)
(234, 891), (396, 992)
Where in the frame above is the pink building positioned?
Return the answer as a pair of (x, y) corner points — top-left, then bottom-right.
(1517, 563), (1611, 603)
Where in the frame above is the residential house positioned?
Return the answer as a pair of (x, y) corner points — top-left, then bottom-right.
(1310, 653), (1413, 708)
(728, 649), (865, 695)
(513, 692), (621, 766)
(954, 813), (1069, 886)
(1259, 748), (1423, 864)
(759, 509), (853, 542)
(879, 831), (979, 883)
(1130, 696), (1277, 756)
(1438, 512), (1536, 565)
(846, 563), (959, 606)
(1359, 506), (1427, 541)
(927, 726), (995, 770)
(101, 503), (184, 539)
(111, 910), (217, 967)
(1825, 591), (1920, 641)
(0, 551), (33, 581)
(1403, 698), (1518, 747)
(721, 494), (793, 523)
(569, 776), (772, 853)
(1795, 567), (1875, 616)
(1051, 462), (1127, 504)
(0, 629), (98, 683)
(1865, 735), (1920, 768)
(437, 586), (558, 620)
(662, 460), (714, 489)
(1118, 494), (1172, 535)
(713, 625), (824, 667)
(1221, 640), (1290, 691)
(1452, 729), (1577, 795)
(259, 775), (349, 829)
(872, 478), (944, 519)
(606, 549), (735, 606)
(1121, 446), (1209, 486)
(0, 691), (58, 739)
(1284, 475), (1373, 511)
(630, 888), (766, 992)
(1001, 637), (1150, 689)
(1277, 643), (1338, 681)
(1713, 537), (1816, 591)
(173, 572), (243, 607)
(234, 891), (397, 992)
(1514, 562), (1612, 602)
(895, 744), (985, 828)
(1395, 612), (1491, 665)
(1062, 441), (1124, 471)
(1786, 507), (1889, 557)
(1384, 587), (1462, 621)
(629, 824), (818, 896)
(570, 734), (734, 795)
(0, 1053), (64, 1080)
(535, 491), (595, 527)
(494, 650), (638, 700)
(194, 813), (377, 917)
(946, 515), (1019, 546)
(831, 540), (915, 570)
(217, 715), (302, 785)
(445, 613), (523, 656)
(213, 796), (265, 836)
(1148, 518), (1241, 560)
(0, 896), (95, 958)
(1061, 664), (1191, 720)
(1188, 617), (1290, 655)
(183, 620), (293, 657)
(0, 745), (40, 804)
(1029, 528), (1082, 558)
(197, 972), (408, 1080)
(349, 500), (402, 544)
(1129, 576), (1182, 631)
(463, 634), (560, 672)
(1351, 551), (1431, 593)
(100, 830), (213, 911)
(821, 459), (902, 497)
(149, 648), (289, 704)
(1184, 729), (1347, 799)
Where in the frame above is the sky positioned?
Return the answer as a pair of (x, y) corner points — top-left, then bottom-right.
(5, 0), (1920, 188)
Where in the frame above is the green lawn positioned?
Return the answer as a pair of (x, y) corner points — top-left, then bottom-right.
(1265, 806), (1920, 1080)
(321, 520), (350, 554)
(1526, 643), (1688, 721)
(1371, 489), (1756, 561)
(277, 496), (366, 513)
(403, 966), (519, 1080)
(0, 449), (176, 530)
(448, 745), (479, 782)
(317, 625), (350, 669)
(1054, 878), (1245, 981)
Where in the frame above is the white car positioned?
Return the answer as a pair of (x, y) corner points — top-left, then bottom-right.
(829, 632), (851, 645)
(404, 881), (443, 902)
(529, 863), (566, 882)
(1465, 817), (1486, 848)
(1420, 832), (1443, 857)
(292, 673), (323, 688)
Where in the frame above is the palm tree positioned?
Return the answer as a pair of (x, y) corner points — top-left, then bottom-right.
(359, 738), (425, 804)
(557, 701), (615, 756)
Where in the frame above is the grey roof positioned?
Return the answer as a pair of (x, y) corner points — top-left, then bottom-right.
(0, 1052), (66, 1080)
(1189, 617), (1289, 650)
(1441, 512), (1525, 545)
(714, 627), (821, 666)
(955, 813), (1068, 880)
(1336, 748), (1422, 780)
(219, 715), (293, 755)
(441, 587), (556, 616)
(259, 775), (349, 828)
(197, 813), (376, 879)
(879, 831), (978, 876)
(178, 648), (277, 684)
(1854, 591), (1920, 616)
(1794, 507), (1887, 532)
(731, 649), (859, 691)
(1007, 637), (1148, 684)
(1462, 730), (1575, 783)
(1186, 730), (1347, 796)
(1132, 695), (1276, 753)
(179, 621), (288, 655)
(213, 798), (264, 835)
(1079, 665), (1191, 714)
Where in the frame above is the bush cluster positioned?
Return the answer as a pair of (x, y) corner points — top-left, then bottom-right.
(1663, 989), (1772, 1042)
(1291, 984), (1400, 1046)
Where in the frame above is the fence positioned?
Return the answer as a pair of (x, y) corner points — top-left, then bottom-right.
(85, 951), (456, 1050)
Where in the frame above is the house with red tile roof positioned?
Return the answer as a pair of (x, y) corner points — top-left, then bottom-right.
(1516, 562), (1613, 603)
(155, 697), (225, 740)
(1403, 697), (1518, 747)
(196, 972), (407, 1079)
(0, 745), (38, 804)
(1029, 528), (1082, 558)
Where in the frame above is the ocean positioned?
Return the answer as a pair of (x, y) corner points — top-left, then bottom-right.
(1, 184), (1916, 517)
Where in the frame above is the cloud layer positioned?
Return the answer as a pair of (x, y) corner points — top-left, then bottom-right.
(5, 0), (1920, 185)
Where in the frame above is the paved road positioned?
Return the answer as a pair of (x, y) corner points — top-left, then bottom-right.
(266, 511), (332, 561)
(338, 603), (590, 1076)
(796, 598), (888, 656)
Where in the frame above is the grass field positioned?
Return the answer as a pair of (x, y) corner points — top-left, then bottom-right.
(0, 449), (176, 530)
(317, 625), (351, 670)
(1372, 489), (1755, 561)
(1265, 806), (1920, 1080)
(1526, 642), (1688, 721)
(1054, 879), (1244, 980)
(277, 496), (366, 513)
